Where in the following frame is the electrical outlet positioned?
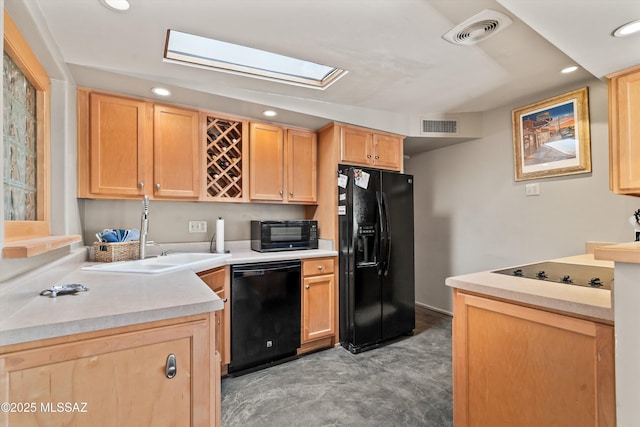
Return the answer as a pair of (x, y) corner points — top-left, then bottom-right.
(188, 220), (207, 233)
(525, 183), (540, 196)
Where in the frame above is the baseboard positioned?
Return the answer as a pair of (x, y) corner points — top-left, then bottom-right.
(416, 301), (453, 317)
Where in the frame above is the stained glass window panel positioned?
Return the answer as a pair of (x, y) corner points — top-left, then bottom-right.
(3, 51), (37, 220)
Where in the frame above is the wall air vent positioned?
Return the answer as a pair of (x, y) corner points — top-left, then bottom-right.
(442, 9), (513, 46)
(421, 119), (459, 135)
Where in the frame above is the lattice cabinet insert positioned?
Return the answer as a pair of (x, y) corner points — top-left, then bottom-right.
(204, 115), (247, 200)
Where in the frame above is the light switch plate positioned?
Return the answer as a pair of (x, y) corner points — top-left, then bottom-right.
(525, 183), (540, 196)
(188, 220), (207, 233)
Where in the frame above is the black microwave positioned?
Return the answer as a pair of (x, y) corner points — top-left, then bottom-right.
(251, 220), (318, 252)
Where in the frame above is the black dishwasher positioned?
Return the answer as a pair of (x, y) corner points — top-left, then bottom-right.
(229, 260), (301, 374)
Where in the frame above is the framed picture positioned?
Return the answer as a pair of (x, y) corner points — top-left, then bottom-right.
(512, 87), (591, 181)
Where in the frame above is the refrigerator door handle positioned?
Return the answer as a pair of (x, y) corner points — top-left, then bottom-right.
(382, 191), (392, 276)
(376, 191), (387, 276)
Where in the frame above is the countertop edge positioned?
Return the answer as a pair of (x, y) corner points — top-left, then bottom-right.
(446, 276), (613, 322)
(445, 254), (614, 322)
(0, 300), (223, 348)
(594, 241), (640, 264)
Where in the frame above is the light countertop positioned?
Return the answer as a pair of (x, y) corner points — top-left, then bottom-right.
(0, 241), (338, 348)
(594, 241), (640, 264)
(445, 254), (614, 322)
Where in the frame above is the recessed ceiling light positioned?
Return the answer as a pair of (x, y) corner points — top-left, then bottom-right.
(613, 19), (640, 37)
(262, 110), (277, 117)
(101, 0), (130, 11)
(151, 87), (171, 96)
(561, 66), (578, 74)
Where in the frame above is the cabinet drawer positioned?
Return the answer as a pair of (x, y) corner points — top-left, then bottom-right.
(303, 258), (335, 276)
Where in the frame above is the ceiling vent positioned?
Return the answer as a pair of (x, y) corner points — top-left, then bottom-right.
(420, 118), (459, 136)
(442, 9), (513, 46)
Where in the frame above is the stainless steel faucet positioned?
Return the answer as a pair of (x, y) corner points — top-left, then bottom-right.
(139, 195), (149, 259)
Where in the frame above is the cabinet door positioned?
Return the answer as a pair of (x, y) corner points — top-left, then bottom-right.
(286, 129), (317, 203)
(89, 93), (150, 196)
(453, 291), (615, 427)
(302, 274), (335, 343)
(0, 319), (212, 427)
(372, 133), (402, 171)
(250, 122), (284, 201)
(340, 126), (372, 166)
(199, 267), (230, 367)
(153, 105), (200, 199)
(610, 68), (640, 194)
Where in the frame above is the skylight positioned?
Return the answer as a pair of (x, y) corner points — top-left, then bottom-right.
(164, 30), (346, 89)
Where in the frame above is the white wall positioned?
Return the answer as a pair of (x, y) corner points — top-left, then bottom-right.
(0, 1), (85, 282)
(406, 79), (639, 314)
(79, 199), (305, 246)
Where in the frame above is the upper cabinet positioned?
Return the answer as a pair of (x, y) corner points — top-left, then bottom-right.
(204, 114), (249, 202)
(153, 105), (200, 199)
(78, 89), (200, 200)
(82, 92), (152, 197)
(609, 65), (640, 196)
(249, 122), (284, 201)
(249, 122), (317, 204)
(339, 124), (403, 171)
(287, 128), (318, 203)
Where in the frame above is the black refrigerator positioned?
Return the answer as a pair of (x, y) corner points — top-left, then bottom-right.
(338, 165), (415, 353)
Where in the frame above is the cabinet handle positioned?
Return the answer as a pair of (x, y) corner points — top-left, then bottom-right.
(139, 182), (145, 189)
(165, 353), (177, 379)
(156, 183), (161, 190)
(375, 156), (379, 159)
(279, 191), (283, 195)
(317, 265), (324, 270)
(367, 154), (372, 159)
(289, 191), (294, 196)
(305, 285), (310, 289)
(223, 298), (228, 303)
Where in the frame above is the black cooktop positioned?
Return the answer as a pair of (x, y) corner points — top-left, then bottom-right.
(492, 262), (614, 290)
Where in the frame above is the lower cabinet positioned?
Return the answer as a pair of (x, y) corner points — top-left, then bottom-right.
(301, 257), (336, 345)
(198, 266), (230, 374)
(0, 314), (218, 427)
(453, 290), (615, 427)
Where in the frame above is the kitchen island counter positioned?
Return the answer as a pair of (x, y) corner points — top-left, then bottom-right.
(445, 254), (614, 322)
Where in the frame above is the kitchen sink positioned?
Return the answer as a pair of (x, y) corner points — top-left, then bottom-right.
(152, 252), (223, 265)
(82, 252), (231, 274)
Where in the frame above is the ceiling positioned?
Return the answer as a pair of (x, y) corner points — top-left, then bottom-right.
(12, 0), (640, 155)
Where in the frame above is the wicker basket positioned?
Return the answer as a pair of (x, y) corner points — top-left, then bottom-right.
(93, 241), (140, 262)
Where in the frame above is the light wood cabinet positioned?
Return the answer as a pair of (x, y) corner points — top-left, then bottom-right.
(608, 64), (640, 195)
(301, 257), (336, 344)
(249, 122), (317, 203)
(249, 122), (285, 201)
(204, 114), (248, 201)
(339, 124), (403, 171)
(287, 128), (318, 203)
(153, 105), (200, 199)
(84, 92), (152, 197)
(77, 89), (200, 200)
(0, 314), (218, 427)
(453, 290), (615, 427)
(198, 266), (230, 372)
